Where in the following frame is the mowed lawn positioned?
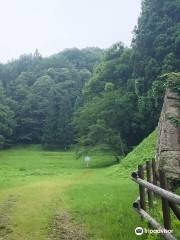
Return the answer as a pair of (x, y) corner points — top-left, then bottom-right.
(0, 145), (148, 240)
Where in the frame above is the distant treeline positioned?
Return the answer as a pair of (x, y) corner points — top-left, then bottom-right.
(0, 47), (103, 148)
(0, 0), (180, 156)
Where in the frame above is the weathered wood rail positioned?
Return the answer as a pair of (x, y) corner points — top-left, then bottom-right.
(132, 159), (180, 240)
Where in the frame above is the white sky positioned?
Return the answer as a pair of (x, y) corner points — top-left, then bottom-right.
(0, 0), (141, 63)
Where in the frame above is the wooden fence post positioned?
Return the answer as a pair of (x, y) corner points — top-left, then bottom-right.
(152, 159), (157, 185)
(159, 170), (171, 230)
(146, 161), (153, 208)
(169, 201), (180, 220)
(138, 164), (146, 211)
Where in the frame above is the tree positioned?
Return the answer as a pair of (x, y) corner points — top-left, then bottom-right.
(0, 48), (102, 148)
(0, 84), (16, 148)
(42, 86), (73, 149)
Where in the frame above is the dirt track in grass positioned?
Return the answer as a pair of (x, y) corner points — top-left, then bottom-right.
(0, 195), (17, 239)
(48, 210), (87, 240)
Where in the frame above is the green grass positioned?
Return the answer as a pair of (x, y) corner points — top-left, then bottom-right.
(1, 130), (177, 240)
(120, 130), (157, 170)
(149, 198), (180, 240)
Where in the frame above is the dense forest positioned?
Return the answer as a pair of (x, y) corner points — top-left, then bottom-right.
(0, 48), (103, 148)
(0, 0), (180, 158)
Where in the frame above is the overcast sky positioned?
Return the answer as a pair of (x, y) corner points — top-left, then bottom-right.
(0, 0), (141, 63)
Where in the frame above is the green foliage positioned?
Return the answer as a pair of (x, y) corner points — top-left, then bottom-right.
(73, 0), (180, 156)
(73, 90), (146, 156)
(42, 86), (73, 149)
(0, 85), (16, 148)
(0, 48), (103, 148)
(0, 0), (180, 157)
(133, 0), (180, 89)
(163, 72), (180, 126)
(162, 72), (180, 93)
(168, 116), (180, 125)
(120, 130), (157, 171)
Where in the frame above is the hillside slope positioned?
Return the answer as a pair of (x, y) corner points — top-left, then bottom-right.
(108, 130), (157, 178)
(121, 130), (157, 171)
(116, 130), (180, 240)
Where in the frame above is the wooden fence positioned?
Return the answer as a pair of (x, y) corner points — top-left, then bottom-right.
(131, 159), (180, 240)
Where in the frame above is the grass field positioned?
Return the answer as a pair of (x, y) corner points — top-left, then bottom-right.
(1, 131), (178, 240)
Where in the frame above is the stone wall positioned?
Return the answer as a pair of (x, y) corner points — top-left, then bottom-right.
(156, 89), (180, 182)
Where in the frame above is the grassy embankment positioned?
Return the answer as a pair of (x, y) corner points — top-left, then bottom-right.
(1, 131), (177, 240)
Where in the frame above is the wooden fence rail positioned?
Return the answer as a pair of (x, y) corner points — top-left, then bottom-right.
(132, 159), (180, 240)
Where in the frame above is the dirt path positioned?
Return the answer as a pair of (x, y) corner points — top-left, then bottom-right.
(48, 211), (87, 240)
(47, 171), (93, 239)
(0, 195), (16, 239)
